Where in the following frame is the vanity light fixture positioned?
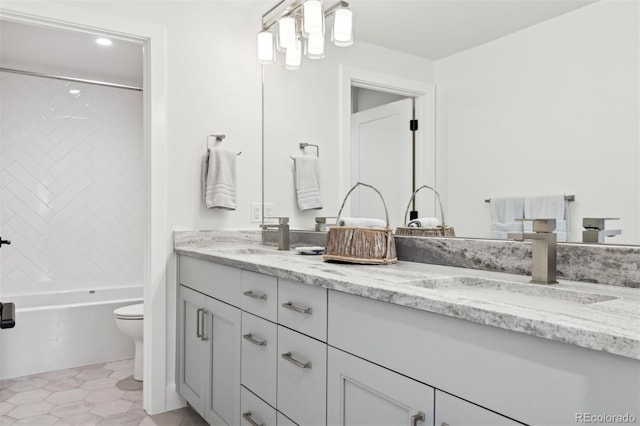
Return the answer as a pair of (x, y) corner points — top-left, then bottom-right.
(258, 0), (353, 70)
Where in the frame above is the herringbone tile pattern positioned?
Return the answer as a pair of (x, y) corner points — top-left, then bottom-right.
(0, 73), (144, 297)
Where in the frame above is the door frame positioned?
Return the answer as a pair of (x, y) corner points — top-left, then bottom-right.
(0, 3), (169, 414)
(339, 65), (436, 217)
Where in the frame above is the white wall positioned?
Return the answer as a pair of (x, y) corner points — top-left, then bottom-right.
(264, 41), (434, 229)
(0, 73), (144, 297)
(435, 0), (639, 244)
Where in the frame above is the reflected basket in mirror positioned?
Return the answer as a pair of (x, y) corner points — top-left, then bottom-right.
(395, 185), (456, 237)
(323, 182), (397, 265)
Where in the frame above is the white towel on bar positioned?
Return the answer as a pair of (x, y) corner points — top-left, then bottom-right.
(524, 195), (569, 241)
(294, 155), (323, 211)
(408, 217), (441, 228)
(202, 148), (237, 210)
(490, 197), (524, 239)
(339, 217), (386, 228)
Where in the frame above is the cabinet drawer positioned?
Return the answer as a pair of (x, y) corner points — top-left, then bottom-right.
(277, 326), (326, 426)
(241, 312), (277, 407)
(179, 255), (241, 306)
(276, 411), (298, 426)
(241, 386), (276, 426)
(241, 270), (278, 322)
(278, 279), (327, 341)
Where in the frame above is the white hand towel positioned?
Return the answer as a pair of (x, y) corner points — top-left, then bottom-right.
(524, 195), (569, 241)
(408, 217), (441, 228)
(202, 148), (237, 210)
(294, 155), (323, 211)
(339, 217), (386, 228)
(490, 197), (524, 239)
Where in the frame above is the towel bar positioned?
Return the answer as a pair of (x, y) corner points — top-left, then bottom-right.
(290, 142), (319, 160)
(485, 195), (575, 203)
(207, 134), (241, 155)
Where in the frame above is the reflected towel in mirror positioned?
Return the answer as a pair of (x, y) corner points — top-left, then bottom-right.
(408, 217), (441, 228)
(202, 148), (237, 210)
(490, 197), (524, 239)
(524, 195), (569, 241)
(338, 217), (386, 228)
(293, 155), (323, 211)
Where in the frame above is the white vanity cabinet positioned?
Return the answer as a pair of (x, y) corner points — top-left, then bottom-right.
(327, 347), (434, 426)
(177, 257), (241, 426)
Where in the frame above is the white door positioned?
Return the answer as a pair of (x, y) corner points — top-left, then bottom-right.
(351, 98), (414, 227)
(328, 347), (434, 426)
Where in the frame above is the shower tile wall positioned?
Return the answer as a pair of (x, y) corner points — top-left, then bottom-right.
(0, 73), (143, 297)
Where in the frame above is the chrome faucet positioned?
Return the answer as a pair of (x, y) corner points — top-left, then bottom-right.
(262, 217), (290, 250)
(507, 218), (558, 284)
(582, 217), (621, 243)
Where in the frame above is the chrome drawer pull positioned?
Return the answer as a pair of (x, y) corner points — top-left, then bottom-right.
(281, 352), (312, 369)
(242, 411), (265, 426)
(243, 333), (267, 347)
(282, 302), (312, 315)
(196, 308), (204, 338)
(243, 290), (267, 300)
(201, 310), (209, 341)
(410, 411), (425, 426)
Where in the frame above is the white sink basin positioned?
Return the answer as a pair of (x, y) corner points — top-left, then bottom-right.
(403, 276), (617, 306)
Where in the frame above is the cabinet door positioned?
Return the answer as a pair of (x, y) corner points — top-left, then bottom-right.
(435, 391), (521, 426)
(328, 347), (434, 426)
(241, 386), (277, 426)
(204, 297), (242, 426)
(177, 285), (207, 416)
(241, 312), (277, 407)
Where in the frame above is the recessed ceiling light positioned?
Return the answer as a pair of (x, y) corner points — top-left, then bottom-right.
(69, 89), (81, 95)
(96, 37), (112, 46)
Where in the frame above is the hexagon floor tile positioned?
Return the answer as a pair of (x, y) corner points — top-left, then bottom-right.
(0, 359), (208, 425)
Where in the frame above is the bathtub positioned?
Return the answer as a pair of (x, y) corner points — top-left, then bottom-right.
(0, 286), (143, 380)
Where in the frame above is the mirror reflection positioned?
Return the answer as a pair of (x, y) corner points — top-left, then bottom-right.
(263, 0), (639, 245)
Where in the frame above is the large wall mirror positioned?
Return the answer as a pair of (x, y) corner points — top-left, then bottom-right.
(263, 0), (639, 245)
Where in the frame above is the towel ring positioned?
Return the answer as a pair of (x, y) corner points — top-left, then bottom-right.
(207, 134), (241, 156)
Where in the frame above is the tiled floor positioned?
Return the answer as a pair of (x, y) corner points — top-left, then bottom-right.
(0, 359), (207, 425)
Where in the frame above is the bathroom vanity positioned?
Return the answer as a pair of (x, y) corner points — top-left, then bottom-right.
(175, 237), (639, 426)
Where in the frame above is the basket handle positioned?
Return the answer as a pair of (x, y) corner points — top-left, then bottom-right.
(403, 185), (447, 228)
(335, 182), (390, 226)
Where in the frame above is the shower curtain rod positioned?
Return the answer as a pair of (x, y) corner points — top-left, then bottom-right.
(0, 67), (143, 92)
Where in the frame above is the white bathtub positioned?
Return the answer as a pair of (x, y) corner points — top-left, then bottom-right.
(0, 286), (143, 380)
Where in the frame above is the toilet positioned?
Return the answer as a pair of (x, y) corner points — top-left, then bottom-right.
(114, 303), (144, 381)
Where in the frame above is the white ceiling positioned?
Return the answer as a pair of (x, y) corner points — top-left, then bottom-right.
(0, 0), (598, 85)
(0, 19), (143, 87)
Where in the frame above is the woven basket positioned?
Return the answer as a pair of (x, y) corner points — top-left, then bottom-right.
(323, 182), (397, 265)
(395, 185), (456, 237)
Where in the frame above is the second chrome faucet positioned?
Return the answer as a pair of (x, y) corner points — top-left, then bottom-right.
(507, 218), (558, 284)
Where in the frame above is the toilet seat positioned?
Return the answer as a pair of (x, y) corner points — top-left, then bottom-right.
(114, 303), (144, 320)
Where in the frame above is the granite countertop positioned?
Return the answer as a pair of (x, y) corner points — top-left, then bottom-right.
(175, 233), (640, 360)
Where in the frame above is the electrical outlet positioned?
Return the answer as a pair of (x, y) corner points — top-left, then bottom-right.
(251, 203), (274, 223)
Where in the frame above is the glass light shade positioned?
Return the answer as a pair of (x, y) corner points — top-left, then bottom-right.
(284, 39), (302, 70)
(278, 16), (297, 51)
(305, 32), (325, 59)
(303, 0), (324, 37)
(332, 7), (353, 47)
(257, 31), (275, 64)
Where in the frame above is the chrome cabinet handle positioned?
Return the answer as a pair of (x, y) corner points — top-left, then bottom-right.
(196, 308), (204, 338)
(243, 290), (267, 300)
(282, 302), (312, 315)
(410, 411), (425, 426)
(441, 423), (449, 426)
(281, 352), (312, 369)
(243, 333), (267, 347)
(242, 411), (265, 426)
(201, 310), (209, 341)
